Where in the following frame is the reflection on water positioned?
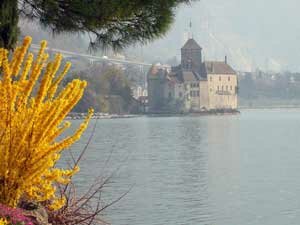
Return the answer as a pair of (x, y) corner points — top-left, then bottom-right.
(67, 110), (300, 225)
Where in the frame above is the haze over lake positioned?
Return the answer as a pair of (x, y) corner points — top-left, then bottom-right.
(68, 110), (300, 225)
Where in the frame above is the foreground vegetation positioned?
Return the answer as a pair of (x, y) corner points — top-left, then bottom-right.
(1, 0), (196, 50)
(0, 37), (116, 225)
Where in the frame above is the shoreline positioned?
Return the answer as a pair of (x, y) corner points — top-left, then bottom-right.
(66, 113), (141, 120)
(67, 110), (241, 120)
(67, 107), (300, 120)
(239, 106), (300, 109)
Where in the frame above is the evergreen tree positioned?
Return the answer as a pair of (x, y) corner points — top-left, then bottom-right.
(0, 0), (19, 49)
(1, 0), (195, 49)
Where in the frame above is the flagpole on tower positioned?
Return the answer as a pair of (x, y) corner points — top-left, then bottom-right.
(189, 19), (193, 39)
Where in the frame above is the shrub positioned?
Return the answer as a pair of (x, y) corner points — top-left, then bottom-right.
(0, 204), (33, 225)
(0, 37), (93, 210)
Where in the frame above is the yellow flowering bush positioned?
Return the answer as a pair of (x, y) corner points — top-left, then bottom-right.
(0, 218), (8, 225)
(0, 37), (93, 210)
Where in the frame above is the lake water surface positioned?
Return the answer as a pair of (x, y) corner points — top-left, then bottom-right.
(69, 109), (300, 225)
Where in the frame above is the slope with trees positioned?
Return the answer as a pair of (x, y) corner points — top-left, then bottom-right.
(67, 64), (135, 114)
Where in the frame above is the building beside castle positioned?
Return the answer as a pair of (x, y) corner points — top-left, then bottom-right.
(147, 38), (238, 113)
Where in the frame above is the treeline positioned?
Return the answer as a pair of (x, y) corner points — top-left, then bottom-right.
(239, 72), (300, 99)
(64, 64), (138, 114)
(239, 71), (300, 106)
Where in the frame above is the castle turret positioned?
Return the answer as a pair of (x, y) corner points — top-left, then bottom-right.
(147, 65), (168, 112)
(181, 38), (202, 73)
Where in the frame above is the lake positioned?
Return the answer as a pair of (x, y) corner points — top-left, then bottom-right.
(68, 109), (300, 225)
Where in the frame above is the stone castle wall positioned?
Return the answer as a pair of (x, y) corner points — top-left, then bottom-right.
(207, 74), (238, 109)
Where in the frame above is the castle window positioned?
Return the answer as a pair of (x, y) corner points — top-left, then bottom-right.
(188, 59), (192, 70)
(210, 77), (212, 82)
(197, 91), (200, 97)
(219, 76), (221, 81)
(230, 86), (232, 91)
(228, 76), (231, 81)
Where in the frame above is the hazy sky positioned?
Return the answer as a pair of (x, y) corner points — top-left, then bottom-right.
(23, 0), (300, 72)
(141, 0), (300, 72)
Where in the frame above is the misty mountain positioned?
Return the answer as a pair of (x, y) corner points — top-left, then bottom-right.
(136, 0), (300, 72)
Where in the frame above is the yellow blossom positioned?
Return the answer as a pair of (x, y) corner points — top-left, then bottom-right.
(0, 218), (8, 225)
(0, 36), (93, 210)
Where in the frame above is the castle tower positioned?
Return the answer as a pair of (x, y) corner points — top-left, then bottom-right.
(181, 38), (203, 73)
(147, 65), (168, 112)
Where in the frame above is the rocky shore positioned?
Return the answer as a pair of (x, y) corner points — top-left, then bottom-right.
(67, 112), (141, 120)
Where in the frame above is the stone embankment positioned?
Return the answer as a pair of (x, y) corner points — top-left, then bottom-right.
(147, 109), (240, 116)
(67, 112), (140, 120)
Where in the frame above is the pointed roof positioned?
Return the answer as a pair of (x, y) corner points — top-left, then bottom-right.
(203, 61), (236, 75)
(181, 38), (202, 50)
(182, 71), (201, 82)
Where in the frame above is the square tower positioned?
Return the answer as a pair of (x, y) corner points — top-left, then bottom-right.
(181, 38), (202, 73)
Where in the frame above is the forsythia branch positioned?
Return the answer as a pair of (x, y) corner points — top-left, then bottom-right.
(0, 36), (93, 211)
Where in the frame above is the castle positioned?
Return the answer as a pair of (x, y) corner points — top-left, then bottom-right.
(147, 38), (238, 113)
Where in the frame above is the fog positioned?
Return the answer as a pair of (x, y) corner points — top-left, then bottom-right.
(139, 0), (300, 72)
(21, 0), (300, 72)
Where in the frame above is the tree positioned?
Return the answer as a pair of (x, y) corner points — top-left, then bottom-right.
(0, 0), (19, 49)
(1, 0), (195, 50)
(239, 73), (256, 99)
(67, 64), (134, 113)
